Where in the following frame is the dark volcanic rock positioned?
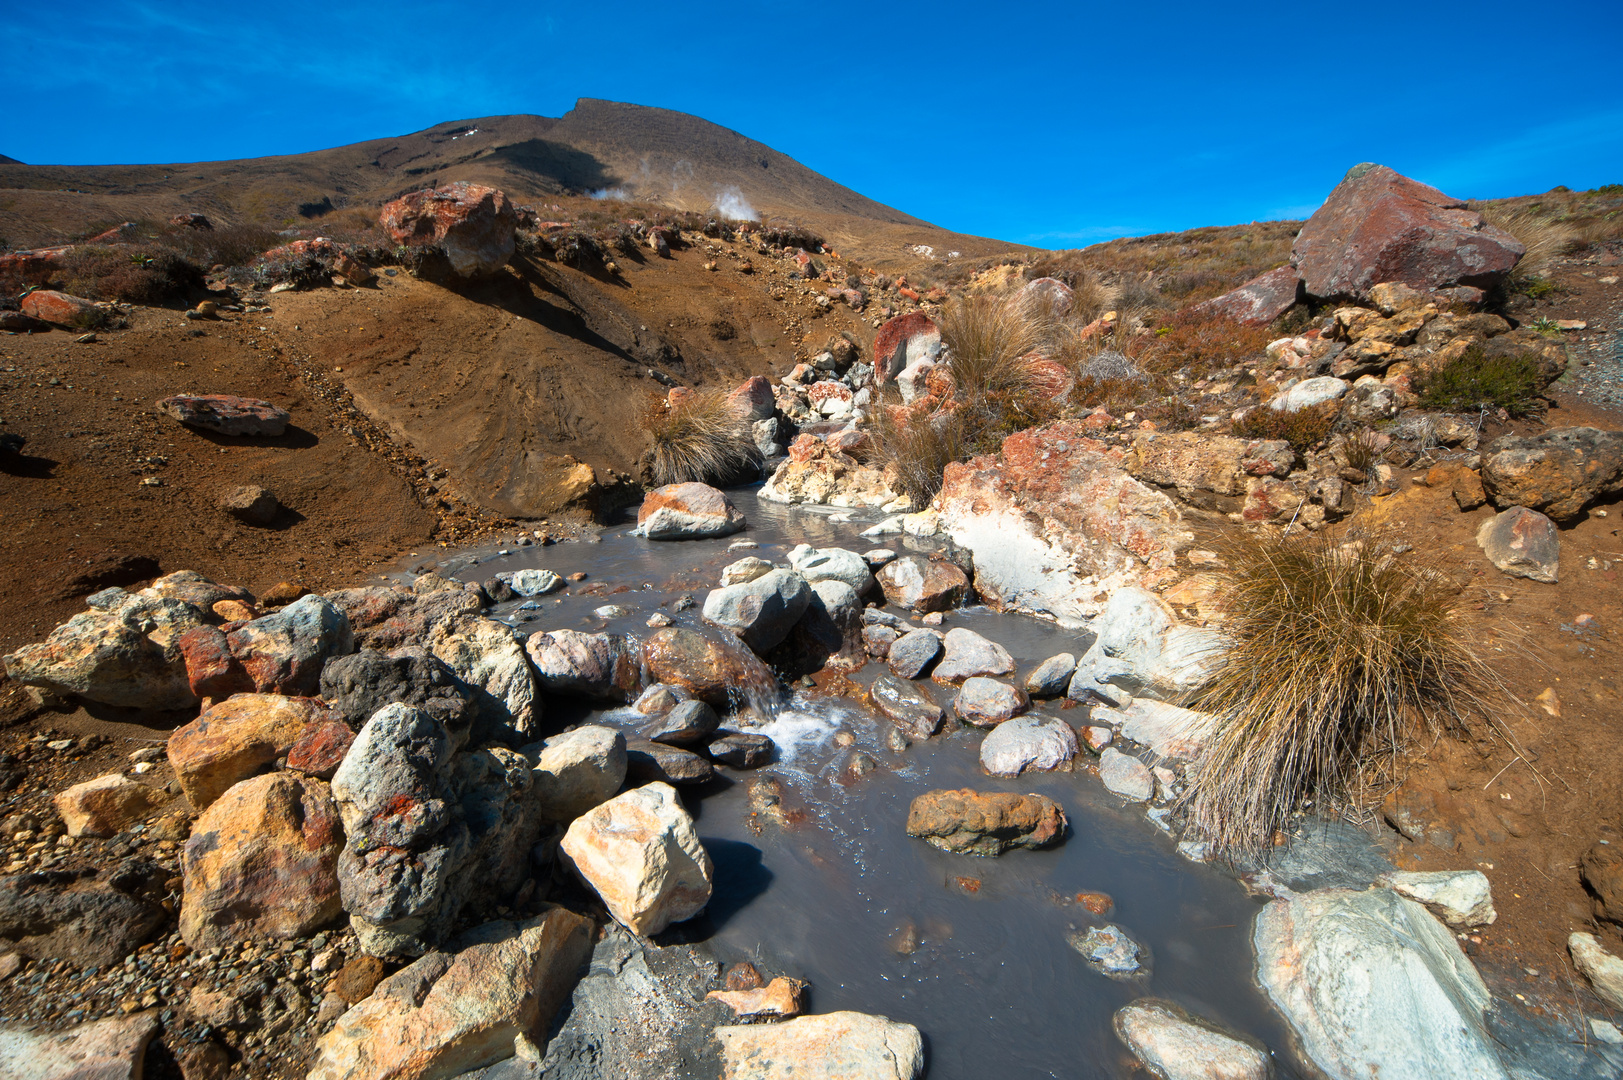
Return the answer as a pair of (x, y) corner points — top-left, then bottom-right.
(0, 860), (167, 967)
(319, 646), (476, 738)
(157, 394), (291, 437)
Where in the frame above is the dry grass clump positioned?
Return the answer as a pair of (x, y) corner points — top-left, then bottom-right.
(642, 390), (759, 486)
(937, 293), (1049, 398)
(870, 400), (971, 508)
(1184, 536), (1493, 856)
(1479, 204), (1581, 285)
(58, 246), (204, 304)
(1130, 309), (1276, 376)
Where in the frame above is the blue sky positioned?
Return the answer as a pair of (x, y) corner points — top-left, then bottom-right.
(3, 1), (1620, 247)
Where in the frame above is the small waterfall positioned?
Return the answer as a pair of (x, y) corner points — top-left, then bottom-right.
(708, 629), (786, 719)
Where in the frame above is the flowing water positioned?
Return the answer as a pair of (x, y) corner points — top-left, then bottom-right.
(434, 491), (1305, 1078)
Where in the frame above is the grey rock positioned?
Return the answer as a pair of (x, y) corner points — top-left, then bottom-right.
(979, 715), (1077, 777)
(1383, 870), (1497, 929)
(1255, 887), (1510, 1080)
(0, 860), (167, 968)
(1269, 376), (1349, 413)
(0, 1012), (161, 1080)
(752, 417), (784, 460)
(320, 647), (476, 742)
(702, 569), (812, 653)
(2, 591), (205, 710)
(640, 699), (720, 746)
(532, 726), (626, 821)
(1099, 748), (1154, 801)
(715, 1012), (924, 1080)
(787, 544), (877, 595)
(525, 630), (640, 703)
(1067, 587), (1218, 701)
(932, 627), (1014, 683)
(719, 556), (773, 587)
(868, 674), (943, 739)
(886, 629), (942, 679)
(952, 677), (1030, 727)
(1113, 1000), (1270, 1080)
(625, 740), (714, 786)
(1024, 653), (1077, 698)
(862, 624), (899, 659)
(1570, 932), (1623, 1011)
(505, 569), (563, 597)
(707, 731), (773, 768)
(1476, 506), (1559, 583)
(429, 614), (541, 741)
(1069, 924), (1143, 977)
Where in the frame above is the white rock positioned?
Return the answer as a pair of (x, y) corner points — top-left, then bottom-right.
(787, 544), (876, 594)
(714, 1011), (923, 1080)
(1570, 932), (1623, 1010)
(1269, 376), (1350, 413)
(979, 715), (1077, 777)
(1255, 887), (1509, 1080)
(1382, 870), (1496, 928)
(1068, 587), (1220, 700)
(896, 359), (935, 404)
(1091, 698), (1216, 762)
(0, 1013), (160, 1080)
(720, 556), (774, 587)
(1114, 1000), (1270, 1080)
(429, 614), (540, 736)
(505, 569), (563, 597)
(860, 517), (904, 538)
(1591, 1018), (1623, 1046)
(1098, 748), (1153, 801)
(533, 726), (627, 821)
(560, 782), (712, 936)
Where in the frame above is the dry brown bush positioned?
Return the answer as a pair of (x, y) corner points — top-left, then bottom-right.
(642, 389), (759, 486)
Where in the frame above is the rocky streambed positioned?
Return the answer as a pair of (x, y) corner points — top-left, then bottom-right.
(3, 487), (1620, 1080)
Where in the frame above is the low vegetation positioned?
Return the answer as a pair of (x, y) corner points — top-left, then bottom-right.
(1231, 400), (1338, 452)
(870, 399), (971, 507)
(1415, 346), (1543, 417)
(642, 389), (759, 486)
(1184, 536), (1492, 856)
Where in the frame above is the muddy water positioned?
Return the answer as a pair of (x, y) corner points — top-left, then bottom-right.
(442, 492), (1304, 1079)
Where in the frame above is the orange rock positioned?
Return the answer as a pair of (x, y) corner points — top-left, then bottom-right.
(706, 976), (805, 1018)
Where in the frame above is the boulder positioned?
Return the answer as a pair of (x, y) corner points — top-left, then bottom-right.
(935, 422), (1190, 626)
(524, 630), (640, 703)
(1291, 164), (1525, 301)
(641, 627), (762, 708)
(776, 578), (865, 674)
(1476, 506), (1559, 584)
(1114, 1000), (1270, 1080)
(179, 772), (344, 948)
(636, 483), (746, 540)
(752, 417), (785, 460)
(1091, 699), (1217, 762)
(379, 182), (518, 279)
(871, 312), (942, 385)
(720, 556), (773, 586)
(1254, 886), (1510, 1080)
(875, 556), (968, 613)
(327, 584), (482, 651)
(905, 789), (1067, 856)
(224, 593), (355, 697)
(640, 699), (720, 746)
(504, 569), (562, 597)
(786, 544), (876, 595)
(1269, 377), (1350, 413)
(219, 484), (282, 525)
(319, 647), (476, 736)
(886, 628), (943, 678)
(708, 731), (774, 769)
(1067, 587), (1219, 701)
(3, 591), (205, 710)
(979, 715), (1078, 777)
(1188, 265), (1303, 326)
(1570, 932), (1623, 1011)
(168, 692), (334, 810)
(1130, 432), (1295, 503)
(306, 910), (592, 1080)
(18, 289), (100, 328)
(714, 1011), (924, 1080)
(1070, 924), (1144, 977)
(952, 677), (1030, 726)
(52, 774), (165, 838)
(1479, 427), (1623, 523)
(702, 569), (812, 653)
(156, 394), (292, 437)
(1382, 870), (1496, 929)
(932, 627), (1015, 684)
(428, 614), (539, 739)
(1098, 748), (1154, 801)
(560, 782), (712, 936)
(867, 674), (944, 739)
(532, 726), (627, 821)
(1024, 653), (1077, 698)
(1018, 276), (1074, 317)
(0, 861), (167, 967)
(0, 1013), (161, 1080)
(728, 376), (776, 422)
(624, 740), (715, 786)
(760, 434), (902, 509)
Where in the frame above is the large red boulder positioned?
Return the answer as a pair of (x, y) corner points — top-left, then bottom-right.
(0, 246), (70, 288)
(1292, 164), (1524, 301)
(1189, 265), (1303, 325)
(872, 312), (941, 385)
(380, 182), (516, 279)
(20, 290), (99, 327)
(727, 376), (775, 421)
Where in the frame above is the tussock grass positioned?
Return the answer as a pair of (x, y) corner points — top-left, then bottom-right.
(1480, 204), (1581, 285)
(871, 398), (971, 508)
(937, 292), (1050, 399)
(1231, 400), (1338, 452)
(1184, 536), (1494, 856)
(642, 389), (759, 486)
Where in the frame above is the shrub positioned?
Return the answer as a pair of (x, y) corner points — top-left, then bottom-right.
(1183, 536), (1491, 856)
(1231, 401), (1337, 452)
(642, 389), (759, 486)
(1415, 346), (1542, 416)
(58, 247), (203, 304)
(1131, 309), (1275, 375)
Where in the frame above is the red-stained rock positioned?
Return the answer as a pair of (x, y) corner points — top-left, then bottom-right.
(1188, 266), (1303, 325)
(1018, 277), (1074, 316)
(286, 721), (357, 781)
(170, 213), (212, 229)
(761, 435), (899, 508)
(380, 182), (516, 279)
(872, 312), (941, 385)
(179, 772), (344, 948)
(934, 422), (1191, 627)
(636, 482), (746, 540)
(20, 290), (100, 327)
(178, 625), (254, 702)
(168, 693), (335, 810)
(259, 237), (338, 263)
(157, 394), (291, 437)
(0, 246), (70, 287)
(727, 376), (775, 421)
(84, 223), (139, 244)
(1292, 164), (1524, 302)
(805, 381), (853, 407)
(1025, 356), (1074, 400)
(826, 429), (871, 456)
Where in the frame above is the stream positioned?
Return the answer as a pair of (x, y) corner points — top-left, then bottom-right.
(431, 491), (1305, 1079)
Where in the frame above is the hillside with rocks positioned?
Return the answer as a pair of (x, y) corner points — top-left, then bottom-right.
(1, 130), (1622, 1080)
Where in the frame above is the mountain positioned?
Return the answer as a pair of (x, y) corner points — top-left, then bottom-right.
(0, 154), (20, 165)
(0, 100), (1014, 265)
